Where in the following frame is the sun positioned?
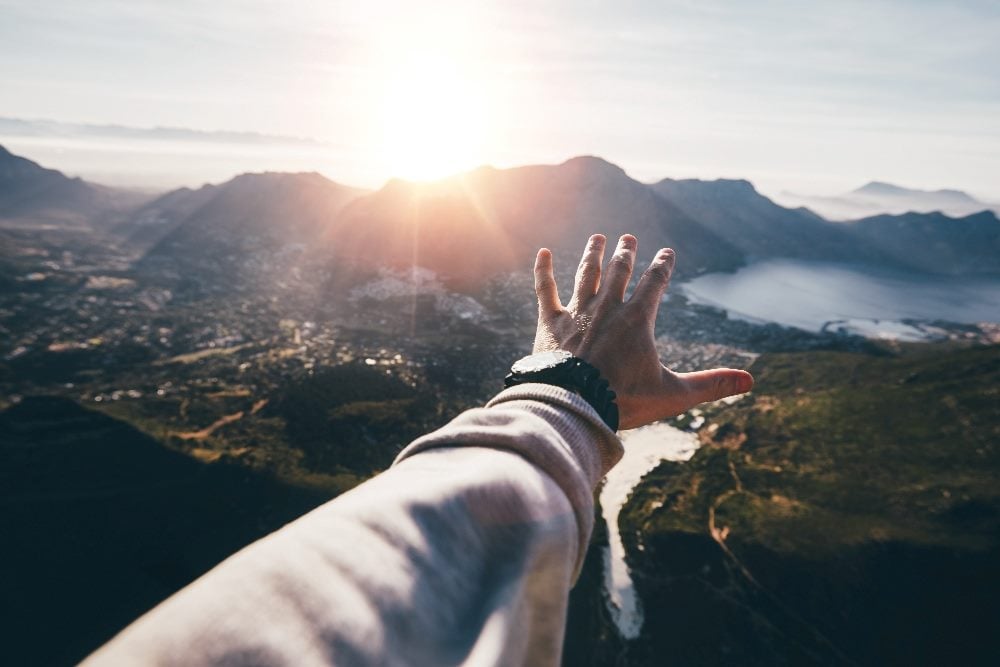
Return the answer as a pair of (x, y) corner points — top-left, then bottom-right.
(376, 51), (491, 181)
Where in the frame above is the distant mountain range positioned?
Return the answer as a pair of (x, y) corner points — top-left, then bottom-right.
(777, 181), (1000, 220)
(0, 116), (324, 147)
(3, 145), (999, 290)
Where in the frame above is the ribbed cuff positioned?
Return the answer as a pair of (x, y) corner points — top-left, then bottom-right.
(484, 384), (623, 483)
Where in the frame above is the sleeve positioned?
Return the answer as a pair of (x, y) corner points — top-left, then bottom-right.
(81, 384), (624, 667)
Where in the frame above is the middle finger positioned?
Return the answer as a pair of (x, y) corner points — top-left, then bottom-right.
(571, 234), (606, 304)
(599, 234), (637, 303)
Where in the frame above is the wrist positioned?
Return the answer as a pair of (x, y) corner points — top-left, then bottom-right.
(504, 351), (620, 431)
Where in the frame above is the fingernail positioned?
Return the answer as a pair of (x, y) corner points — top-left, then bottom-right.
(620, 235), (636, 249)
(738, 373), (754, 393)
(659, 249), (675, 269)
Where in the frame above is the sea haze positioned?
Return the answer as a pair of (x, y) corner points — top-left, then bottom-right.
(681, 259), (1000, 339)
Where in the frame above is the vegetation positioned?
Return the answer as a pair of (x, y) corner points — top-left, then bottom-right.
(274, 362), (437, 474)
(618, 343), (1000, 665)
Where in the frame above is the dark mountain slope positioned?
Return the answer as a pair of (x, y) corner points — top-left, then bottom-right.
(0, 396), (330, 666)
(134, 172), (366, 292)
(0, 144), (147, 227)
(848, 210), (1000, 274)
(111, 182), (218, 251)
(650, 177), (879, 264)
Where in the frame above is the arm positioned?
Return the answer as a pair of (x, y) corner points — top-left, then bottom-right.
(84, 386), (619, 667)
(84, 234), (751, 667)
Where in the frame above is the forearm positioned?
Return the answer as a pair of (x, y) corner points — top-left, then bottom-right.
(83, 386), (622, 667)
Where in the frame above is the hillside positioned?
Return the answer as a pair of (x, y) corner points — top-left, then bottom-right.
(619, 344), (1000, 665)
(133, 172), (367, 294)
(848, 210), (1000, 275)
(110, 182), (219, 250)
(0, 144), (147, 227)
(650, 178), (876, 264)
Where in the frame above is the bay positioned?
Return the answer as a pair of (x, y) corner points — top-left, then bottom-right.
(682, 259), (1000, 340)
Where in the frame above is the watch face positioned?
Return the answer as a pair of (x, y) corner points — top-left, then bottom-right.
(511, 350), (573, 374)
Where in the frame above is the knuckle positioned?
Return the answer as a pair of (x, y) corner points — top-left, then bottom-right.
(609, 254), (632, 269)
(644, 264), (671, 283)
(535, 277), (555, 293)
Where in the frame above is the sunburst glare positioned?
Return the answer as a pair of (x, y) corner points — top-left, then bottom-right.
(376, 50), (492, 181)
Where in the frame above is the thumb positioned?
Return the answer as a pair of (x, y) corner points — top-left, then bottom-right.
(679, 368), (754, 406)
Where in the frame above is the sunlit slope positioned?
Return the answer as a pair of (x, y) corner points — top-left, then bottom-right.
(620, 344), (1000, 665)
(322, 156), (744, 288)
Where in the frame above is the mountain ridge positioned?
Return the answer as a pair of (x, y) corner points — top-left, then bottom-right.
(0, 144), (149, 227)
(848, 209), (1000, 274)
(4, 144), (997, 291)
(779, 180), (998, 221)
(318, 156), (744, 288)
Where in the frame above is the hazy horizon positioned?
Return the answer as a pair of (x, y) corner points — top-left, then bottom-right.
(5, 117), (1000, 210)
(2, 1), (999, 199)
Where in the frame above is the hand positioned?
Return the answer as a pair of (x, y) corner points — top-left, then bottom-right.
(532, 233), (753, 430)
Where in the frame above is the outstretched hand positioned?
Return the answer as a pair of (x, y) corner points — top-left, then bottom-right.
(532, 234), (753, 430)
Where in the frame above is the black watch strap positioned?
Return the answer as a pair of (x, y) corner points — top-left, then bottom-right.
(504, 356), (620, 431)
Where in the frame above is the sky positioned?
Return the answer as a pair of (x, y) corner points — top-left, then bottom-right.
(1, 0), (999, 198)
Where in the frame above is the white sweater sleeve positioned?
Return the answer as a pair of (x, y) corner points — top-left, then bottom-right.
(82, 384), (623, 667)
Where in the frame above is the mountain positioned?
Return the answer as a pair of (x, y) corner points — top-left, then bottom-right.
(847, 209), (1000, 274)
(852, 181), (988, 215)
(649, 178), (880, 264)
(7, 145), (998, 294)
(111, 183), (219, 251)
(134, 172), (367, 292)
(652, 178), (1000, 274)
(131, 157), (1000, 294)
(777, 181), (998, 221)
(0, 144), (147, 227)
(320, 157), (744, 289)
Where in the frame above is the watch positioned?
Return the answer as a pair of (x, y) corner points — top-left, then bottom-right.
(504, 350), (620, 431)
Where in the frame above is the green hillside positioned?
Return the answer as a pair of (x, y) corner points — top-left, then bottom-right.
(620, 344), (1000, 665)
